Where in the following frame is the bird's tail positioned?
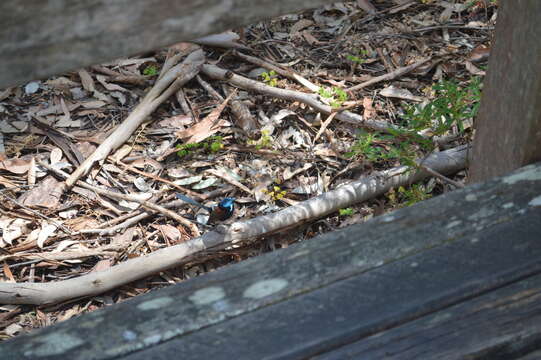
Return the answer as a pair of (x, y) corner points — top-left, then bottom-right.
(175, 193), (212, 212)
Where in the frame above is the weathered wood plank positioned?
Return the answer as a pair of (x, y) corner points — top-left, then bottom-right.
(0, 162), (540, 359)
(518, 350), (541, 360)
(0, 0), (334, 89)
(313, 274), (541, 359)
(470, 0), (541, 182)
(121, 209), (541, 360)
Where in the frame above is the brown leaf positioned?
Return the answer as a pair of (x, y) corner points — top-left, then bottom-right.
(357, 0), (377, 14)
(468, 45), (490, 63)
(19, 176), (64, 209)
(152, 224), (182, 244)
(362, 97), (377, 119)
(90, 259), (114, 273)
(78, 69), (95, 92)
(176, 92), (235, 143)
(3, 261), (16, 282)
(0, 157), (32, 174)
(465, 61), (486, 76)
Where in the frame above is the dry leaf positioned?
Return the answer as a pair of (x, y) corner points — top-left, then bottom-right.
(0, 175), (17, 188)
(4, 323), (23, 337)
(90, 259), (114, 273)
(153, 224), (182, 243)
(37, 223), (58, 248)
(380, 85), (424, 102)
(50, 148), (63, 164)
(78, 69), (95, 92)
(0, 218), (31, 245)
(3, 261), (16, 282)
(465, 61), (486, 76)
(357, 0), (377, 14)
(468, 45), (490, 63)
(176, 93), (234, 143)
(363, 97), (377, 119)
(27, 156), (36, 186)
(0, 157), (32, 174)
(53, 240), (78, 253)
(20, 176), (63, 208)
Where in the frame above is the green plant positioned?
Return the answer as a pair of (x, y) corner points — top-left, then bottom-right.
(263, 186), (287, 201)
(346, 49), (369, 64)
(176, 136), (224, 157)
(339, 208), (355, 216)
(344, 130), (417, 166)
(247, 129), (274, 150)
(402, 77), (481, 136)
(318, 86), (348, 108)
(143, 65), (159, 76)
(387, 184), (432, 208)
(260, 70), (278, 87)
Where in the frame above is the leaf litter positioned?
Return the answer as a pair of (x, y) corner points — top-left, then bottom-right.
(0, 0), (496, 339)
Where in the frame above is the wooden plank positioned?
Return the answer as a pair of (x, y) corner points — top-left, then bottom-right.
(0, 0), (334, 89)
(313, 274), (541, 359)
(469, 0), (541, 182)
(119, 210), (541, 360)
(518, 350), (541, 360)
(0, 162), (540, 359)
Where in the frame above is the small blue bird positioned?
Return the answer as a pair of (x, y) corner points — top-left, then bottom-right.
(176, 193), (235, 224)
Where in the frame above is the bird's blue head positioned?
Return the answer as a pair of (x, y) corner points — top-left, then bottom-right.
(218, 197), (236, 212)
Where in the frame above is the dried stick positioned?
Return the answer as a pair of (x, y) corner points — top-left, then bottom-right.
(346, 57), (431, 92)
(201, 64), (403, 134)
(39, 161), (200, 235)
(65, 50), (205, 188)
(233, 50), (320, 92)
(0, 145), (468, 305)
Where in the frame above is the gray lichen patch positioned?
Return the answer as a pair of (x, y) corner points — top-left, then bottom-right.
(446, 220), (462, 229)
(23, 332), (84, 357)
(503, 165), (541, 185)
(188, 286), (226, 305)
(468, 207), (496, 222)
(137, 296), (174, 311)
(529, 195), (541, 207)
(243, 278), (288, 299)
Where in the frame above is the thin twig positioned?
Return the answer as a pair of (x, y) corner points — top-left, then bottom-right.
(419, 165), (464, 188)
(39, 160), (200, 235)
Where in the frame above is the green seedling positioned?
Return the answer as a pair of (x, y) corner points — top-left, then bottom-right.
(176, 136), (224, 158)
(247, 129), (274, 150)
(143, 65), (159, 76)
(318, 86), (348, 108)
(346, 49), (369, 64)
(260, 70), (278, 87)
(339, 208), (355, 216)
(387, 184), (432, 208)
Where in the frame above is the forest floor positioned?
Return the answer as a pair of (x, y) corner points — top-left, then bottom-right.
(0, 0), (496, 339)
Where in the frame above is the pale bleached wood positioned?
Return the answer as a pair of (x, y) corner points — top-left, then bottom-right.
(0, 0), (335, 88)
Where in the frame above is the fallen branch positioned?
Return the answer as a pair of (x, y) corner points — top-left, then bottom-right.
(65, 50), (205, 187)
(0, 145), (468, 305)
(346, 57), (432, 92)
(233, 50), (320, 92)
(201, 64), (404, 134)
